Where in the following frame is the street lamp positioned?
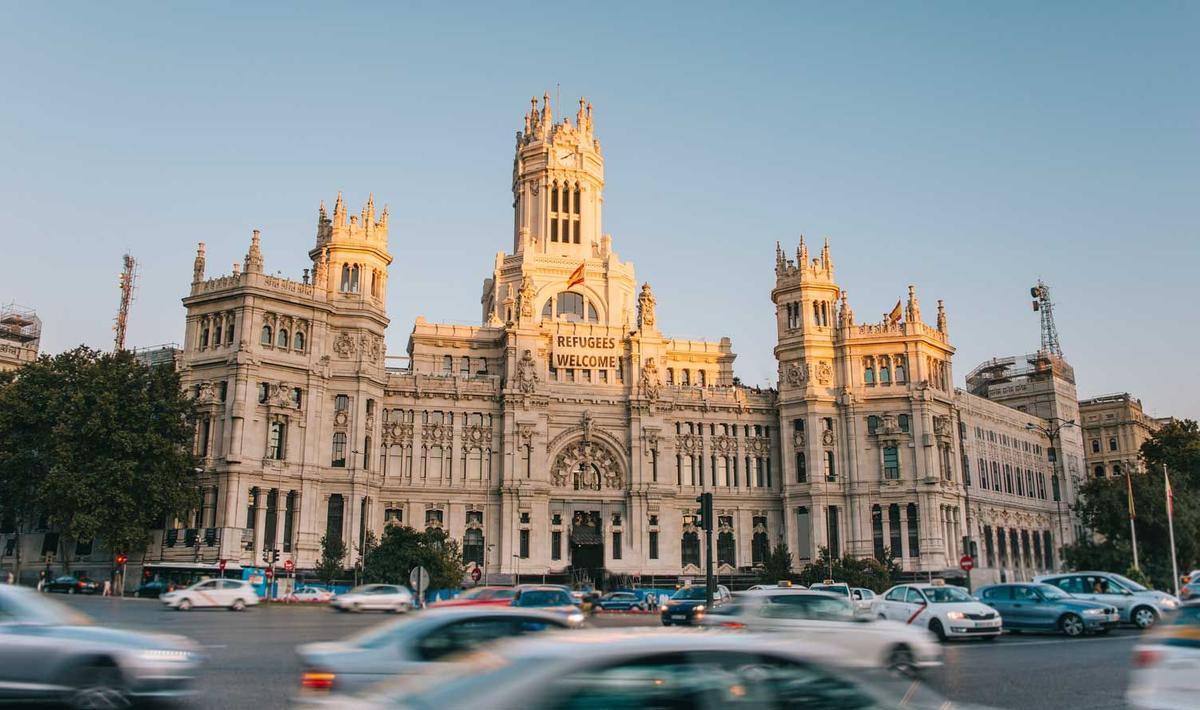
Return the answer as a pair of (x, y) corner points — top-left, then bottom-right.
(1026, 418), (1075, 570)
(485, 543), (496, 585)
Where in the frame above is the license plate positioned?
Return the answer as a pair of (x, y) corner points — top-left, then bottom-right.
(672, 614), (686, 620)
(979, 620), (1000, 627)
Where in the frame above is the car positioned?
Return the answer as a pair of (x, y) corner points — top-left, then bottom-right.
(288, 586), (335, 603)
(1181, 569), (1200, 585)
(977, 583), (1119, 637)
(331, 584), (414, 613)
(747, 582), (807, 591)
(873, 581), (1002, 641)
(0, 585), (203, 707)
(1035, 570), (1180, 629)
(851, 587), (877, 612)
(135, 579), (170, 598)
(331, 629), (965, 710)
(660, 585), (728, 626)
(161, 578), (260, 611)
(809, 582), (852, 601)
(511, 585), (586, 624)
(43, 575), (102, 595)
(1179, 580), (1200, 602)
(701, 589), (942, 676)
(1127, 600), (1200, 710)
(428, 586), (516, 608)
(295, 607), (577, 698)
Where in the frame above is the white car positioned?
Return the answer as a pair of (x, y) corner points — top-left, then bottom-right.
(702, 589), (942, 675)
(851, 587), (877, 613)
(160, 578), (260, 611)
(1127, 601), (1200, 710)
(331, 584), (414, 613)
(872, 582), (1001, 641)
(288, 586), (335, 603)
(747, 583), (808, 591)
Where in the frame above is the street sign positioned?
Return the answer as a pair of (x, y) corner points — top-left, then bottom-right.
(284, 559), (295, 573)
(218, 559), (227, 573)
(960, 555), (975, 572)
(469, 566), (482, 583)
(409, 565), (430, 598)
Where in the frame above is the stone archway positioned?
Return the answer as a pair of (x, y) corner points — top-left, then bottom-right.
(550, 437), (625, 491)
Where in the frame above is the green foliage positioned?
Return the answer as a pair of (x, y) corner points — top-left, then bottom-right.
(797, 547), (900, 592)
(757, 543), (794, 584)
(362, 525), (466, 591)
(315, 534), (347, 585)
(0, 347), (197, 558)
(1063, 419), (1200, 590)
(1123, 566), (1151, 588)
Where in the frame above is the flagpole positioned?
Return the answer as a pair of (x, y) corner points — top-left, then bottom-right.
(1126, 467), (1139, 570)
(1164, 463), (1179, 597)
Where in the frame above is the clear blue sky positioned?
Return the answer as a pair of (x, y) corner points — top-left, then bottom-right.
(2, 2), (1196, 418)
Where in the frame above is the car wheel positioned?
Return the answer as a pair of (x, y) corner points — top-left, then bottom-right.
(352, 602), (362, 613)
(177, 598), (192, 611)
(66, 663), (129, 710)
(929, 619), (947, 642)
(887, 645), (917, 677)
(1059, 613), (1085, 638)
(1133, 606), (1157, 630)
(231, 599), (246, 612)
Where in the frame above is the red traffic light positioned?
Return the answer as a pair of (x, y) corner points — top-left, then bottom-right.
(115, 554), (128, 566)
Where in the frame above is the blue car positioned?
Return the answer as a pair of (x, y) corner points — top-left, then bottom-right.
(594, 590), (661, 611)
(977, 583), (1120, 637)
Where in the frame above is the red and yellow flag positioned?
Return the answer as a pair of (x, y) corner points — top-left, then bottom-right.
(887, 300), (903, 323)
(567, 262), (585, 288)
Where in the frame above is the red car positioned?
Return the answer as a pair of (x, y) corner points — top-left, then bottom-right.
(430, 586), (517, 608)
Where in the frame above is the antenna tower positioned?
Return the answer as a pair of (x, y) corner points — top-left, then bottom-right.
(114, 253), (137, 352)
(1030, 278), (1062, 358)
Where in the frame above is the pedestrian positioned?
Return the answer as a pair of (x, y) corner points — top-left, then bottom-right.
(103, 578), (112, 596)
(5, 570), (13, 585)
(37, 569), (46, 592)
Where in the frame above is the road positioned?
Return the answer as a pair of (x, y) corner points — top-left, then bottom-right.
(55, 595), (1141, 709)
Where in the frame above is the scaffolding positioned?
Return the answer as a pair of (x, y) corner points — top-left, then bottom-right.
(965, 352), (1076, 397)
(0, 303), (41, 348)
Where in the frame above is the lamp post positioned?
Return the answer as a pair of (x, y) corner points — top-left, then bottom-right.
(1026, 418), (1075, 570)
(485, 544), (496, 585)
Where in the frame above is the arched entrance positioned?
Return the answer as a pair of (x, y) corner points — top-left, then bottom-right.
(569, 510), (604, 586)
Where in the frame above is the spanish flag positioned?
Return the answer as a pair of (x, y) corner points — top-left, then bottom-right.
(887, 300), (903, 323)
(567, 262), (586, 288)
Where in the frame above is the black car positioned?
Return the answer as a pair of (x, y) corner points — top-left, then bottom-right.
(43, 575), (101, 595)
(660, 586), (714, 626)
(136, 579), (169, 598)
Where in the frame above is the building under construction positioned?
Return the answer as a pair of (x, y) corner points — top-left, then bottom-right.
(0, 303), (41, 371)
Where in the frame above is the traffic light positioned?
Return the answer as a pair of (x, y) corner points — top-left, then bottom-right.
(271, 548), (280, 564)
(961, 537), (978, 559)
(694, 492), (714, 532)
(115, 554), (128, 566)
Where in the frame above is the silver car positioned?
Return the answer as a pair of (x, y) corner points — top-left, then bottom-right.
(0, 585), (202, 708)
(296, 607), (575, 697)
(331, 584), (415, 613)
(1035, 571), (1180, 629)
(328, 629), (970, 710)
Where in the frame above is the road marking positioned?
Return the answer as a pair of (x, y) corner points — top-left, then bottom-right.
(955, 634), (1137, 649)
(202, 644), (228, 649)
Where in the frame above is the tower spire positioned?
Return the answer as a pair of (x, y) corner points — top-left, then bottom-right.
(244, 229), (264, 274)
(906, 284), (921, 323)
(192, 242), (206, 283)
(937, 299), (948, 335)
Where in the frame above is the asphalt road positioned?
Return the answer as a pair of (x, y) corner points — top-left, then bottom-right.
(54, 595), (1143, 709)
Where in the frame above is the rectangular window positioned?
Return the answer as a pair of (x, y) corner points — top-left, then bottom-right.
(906, 503), (920, 557)
(612, 531), (622, 559)
(331, 432), (347, 467)
(826, 506), (840, 558)
(551, 531), (562, 561)
(649, 530), (659, 560)
(883, 446), (899, 479)
(519, 529), (530, 559)
(550, 219), (558, 242)
(825, 451), (836, 481)
(267, 421), (286, 460)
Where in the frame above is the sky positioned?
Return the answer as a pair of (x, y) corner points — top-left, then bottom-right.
(1, 2), (1196, 418)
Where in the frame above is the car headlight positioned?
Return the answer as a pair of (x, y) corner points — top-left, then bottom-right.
(659, 604), (669, 611)
(1160, 598), (1179, 609)
(694, 605), (705, 613)
(945, 611), (966, 620)
(139, 649), (193, 663)
(567, 612), (585, 624)
(1082, 608), (1106, 616)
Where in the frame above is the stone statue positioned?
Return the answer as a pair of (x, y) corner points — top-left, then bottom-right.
(516, 349), (538, 393)
(519, 275), (536, 318)
(637, 282), (656, 329)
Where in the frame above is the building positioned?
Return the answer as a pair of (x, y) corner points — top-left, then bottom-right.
(137, 96), (1074, 586)
(0, 303), (40, 371)
(1078, 393), (1170, 479)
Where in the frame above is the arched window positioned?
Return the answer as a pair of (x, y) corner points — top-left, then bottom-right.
(586, 302), (598, 323)
(463, 528), (484, 566)
(681, 530), (700, 567)
(752, 528), (769, 566)
(294, 331), (305, 352)
(1109, 437), (1118, 452)
(698, 370), (706, 387)
(1091, 439), (1100, 453)
(226, 320), (235, 343)
(879, 357), (891, 384)
(1113, 463), (1123, 476)
(350, 265), (360, 293)
(555, 292), (585, 321)
(213, 323), (222, 345)
(1094, 465), (1105, 478)
(199, 328), (209, 349)
(277, 329), (289, 349)
(260, 325), (272, 345)
(331, 432), (347, 467)
(541, 299), (553, 319)
(863, 358), (875, 385)
(340, 264), (351, 292)
(666, 368), (674, 385)
(681, 369), (690, 386)
(867, 415), (879, 434)
(717, 530), (736, 567)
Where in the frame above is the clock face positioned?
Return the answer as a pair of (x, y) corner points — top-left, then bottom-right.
(556, 148), (574, 163)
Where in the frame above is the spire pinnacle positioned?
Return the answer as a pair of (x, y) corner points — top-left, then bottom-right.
(937, 299), (948, 335)
(906, 284), (921, 323)
(244, 229), (264, 274)
(192, 242), (206, 283)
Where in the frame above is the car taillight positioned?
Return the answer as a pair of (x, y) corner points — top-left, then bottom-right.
(1133, 649), (1162, 668)
(77, 582), (85, 588)
(719, 621), (746, 629)
(301, 671), (336, 690)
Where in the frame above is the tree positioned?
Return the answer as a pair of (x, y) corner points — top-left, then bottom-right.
(797, 547), (899, 592)
(0, 347), (197, 578)
(362, 525), (466, 591)
(1063, 419), (1200, 590)
(315, 533), (347, 586)
(757, 543), (795, 584)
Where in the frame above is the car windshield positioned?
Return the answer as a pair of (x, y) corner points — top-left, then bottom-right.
(604, 593), (635, 600)
(347, 616), (422, 649)
(923, 587), (973, 603)
(0, 589), (94, 626)
(515, 590), (571, 606)
(672, 587), (708, 600)
(1110, 574), (1148, 592)
(1034, 584), (1069, 600)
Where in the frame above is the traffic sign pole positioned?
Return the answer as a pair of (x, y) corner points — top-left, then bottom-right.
(959, 555), (975, 592)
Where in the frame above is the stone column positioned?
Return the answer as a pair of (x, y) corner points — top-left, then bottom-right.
(273, 490), (287, 558)
(252, 489), (266, 563)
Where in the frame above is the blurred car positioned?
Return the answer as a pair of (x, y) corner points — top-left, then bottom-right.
(288, 586), (335, 603)
(873, 582), (1001, 641)
(511, 586), (586, 624)
(701, 589), (942, 675)
(0, 585), (202, 706)
(331, 584), (415, 613)
(333, 629), (973, 710)
(748, 582), (807, 591)
(809, 582), (852, 601)
(161, 578), (259, 611)
(594, 591), (650, 611)
(429, 586), (516, 608)
(135, 579), (169, 598)
(1179, 580), (1200, 602)
(1035, 570), (1180, 629)
(660, 585), (728, 626)
(296, 607), (576, 698)
(43, 575), (102, 595)
(1181, 570), (1200, 585)
(977, 583), (1118, 637)
(1127, 601), (1200, 710)
(851, 587), (877, 612)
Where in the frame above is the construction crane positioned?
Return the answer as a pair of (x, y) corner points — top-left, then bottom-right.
(1030, 279), (1062, 358)
(114, 253), (136, 352)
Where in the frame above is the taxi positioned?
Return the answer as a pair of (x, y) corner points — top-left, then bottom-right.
(871, 579), (1002, 641)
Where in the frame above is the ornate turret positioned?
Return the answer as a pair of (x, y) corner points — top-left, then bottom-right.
(309, 192), (393, 305)
(937, 299), (948, 335)
(193, 242), (206, 283)
(905, 284), (921, 323)
(244, 230), (264, 274)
